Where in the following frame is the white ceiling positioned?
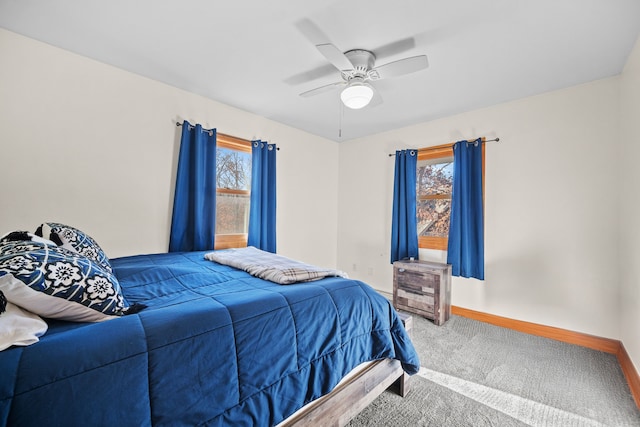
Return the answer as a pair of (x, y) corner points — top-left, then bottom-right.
(1, 0), (639, 142)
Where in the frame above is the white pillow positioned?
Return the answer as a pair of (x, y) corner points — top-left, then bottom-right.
(0, 300), (48, 351)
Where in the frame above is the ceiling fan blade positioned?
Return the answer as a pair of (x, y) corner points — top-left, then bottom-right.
(289, 20), (349, 86)
(371, 55), (429, 80)
(373, 37), (416, 60)
(299, 81), (346, 98)
(284, 63), (339, 86)
(316, 43), (354, 71)
(295, 18), (330, 46)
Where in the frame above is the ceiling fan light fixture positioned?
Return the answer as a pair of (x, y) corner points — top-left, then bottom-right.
(340, 81), (374, 109)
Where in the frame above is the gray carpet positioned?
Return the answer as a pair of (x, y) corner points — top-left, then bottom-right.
(348, 315), (640, 426)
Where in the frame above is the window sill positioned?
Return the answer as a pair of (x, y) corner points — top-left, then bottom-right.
(215, 234), (247, 250)
(418, 236), (448, 251)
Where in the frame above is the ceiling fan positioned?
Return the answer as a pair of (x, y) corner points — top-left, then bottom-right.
(299, 42), (429, 109)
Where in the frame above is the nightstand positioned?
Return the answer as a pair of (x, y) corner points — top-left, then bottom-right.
(393, 259), (451, 326)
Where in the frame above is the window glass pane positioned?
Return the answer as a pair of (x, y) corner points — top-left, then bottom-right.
(217, 148), (251, 191)
(417, 199), (451, 238)
(216, 192), (250, 234)
(417, 159), (453, 197)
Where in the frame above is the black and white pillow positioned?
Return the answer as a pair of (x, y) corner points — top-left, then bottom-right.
(0, 240), (127, 322)
(0, 231), (56, 246)
(36, 223), (112, 273)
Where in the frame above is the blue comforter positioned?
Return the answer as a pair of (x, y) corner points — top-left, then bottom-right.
(0, 251), (420, 426)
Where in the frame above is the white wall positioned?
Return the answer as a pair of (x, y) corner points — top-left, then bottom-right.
(0, 29), (340, 268)
(338, 77), (621, 340)
(619, 36), (640, 373)
(1, 28), (637, 370)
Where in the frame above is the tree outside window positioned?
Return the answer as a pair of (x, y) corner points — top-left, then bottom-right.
(215, 134), (251, 249)
(416, 142), (485, 250)
(416, 144), (453, 250)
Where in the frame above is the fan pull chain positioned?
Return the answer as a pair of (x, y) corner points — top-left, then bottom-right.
(338, 98), (344, 138)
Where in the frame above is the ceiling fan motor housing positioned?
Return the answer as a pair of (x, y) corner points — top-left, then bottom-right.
(342, 49), (376, 80)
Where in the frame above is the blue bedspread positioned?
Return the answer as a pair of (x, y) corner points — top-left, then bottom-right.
(0, 251), (420, 426)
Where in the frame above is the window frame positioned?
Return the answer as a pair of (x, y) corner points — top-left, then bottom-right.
(215, 133), (252, 250)
(417, 141), (485, 251)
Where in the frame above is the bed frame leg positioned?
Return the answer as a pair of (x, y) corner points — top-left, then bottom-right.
(394, 312), (414, 397)
(395, 372), (410, 397)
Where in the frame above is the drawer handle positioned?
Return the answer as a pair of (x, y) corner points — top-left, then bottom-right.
(398, 268), (405, 272)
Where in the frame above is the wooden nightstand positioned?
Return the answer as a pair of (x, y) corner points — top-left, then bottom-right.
(393, 259), (451, 326)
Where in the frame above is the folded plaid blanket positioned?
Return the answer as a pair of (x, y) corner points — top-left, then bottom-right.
(204, 246), (348, 285)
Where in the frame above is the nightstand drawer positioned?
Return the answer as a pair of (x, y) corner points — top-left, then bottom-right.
(395, 269), (439, 290)
(396, 294), (434, 315)
(396, 288), (434, 306)
(397, 279), (436, 296)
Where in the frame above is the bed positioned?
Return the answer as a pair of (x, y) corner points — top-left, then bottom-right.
(0, 226), (420, 426)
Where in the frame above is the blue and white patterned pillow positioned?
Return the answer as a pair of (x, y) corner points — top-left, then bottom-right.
(0, 240), (127, 322)
(36, 223), (112, 273)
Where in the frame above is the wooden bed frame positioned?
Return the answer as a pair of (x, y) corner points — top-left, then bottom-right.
(281, 314), (413, 426)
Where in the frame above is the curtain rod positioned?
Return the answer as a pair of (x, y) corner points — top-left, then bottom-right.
(387, 137), (500, 156)
(175, 122), (279, 149)
(176, 121), (215, 136)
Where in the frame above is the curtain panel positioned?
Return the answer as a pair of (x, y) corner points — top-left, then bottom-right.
(169, 121), (217, 252)
(248, 140), (277, 253)
(447, 138), (484, 279)
(390, 149), (419, 263)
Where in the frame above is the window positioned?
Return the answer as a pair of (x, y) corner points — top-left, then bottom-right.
(215, 133), (251, 250)
(416, 144), (454, 250)
(416, 142), (485, 250)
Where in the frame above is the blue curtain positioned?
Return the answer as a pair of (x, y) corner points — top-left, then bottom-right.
(390, 149), (419, 263)
(168, 121), (217, 252)
(447, 139), (484, 279)
(248, 140), (277, 253)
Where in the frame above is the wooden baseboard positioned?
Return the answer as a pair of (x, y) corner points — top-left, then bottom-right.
(451, 306), (619, 352)
(618, 343), (640, 408)
(451, 305), (640, 408)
